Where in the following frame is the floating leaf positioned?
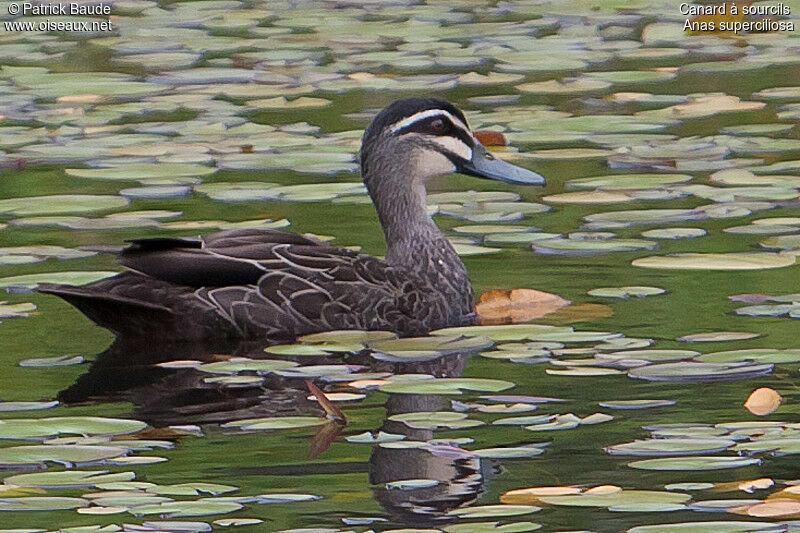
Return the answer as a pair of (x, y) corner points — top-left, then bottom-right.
(0, 195), (128, 216)
(221, 417), (325, 431)
(448, 505), (540, 518)
(744, 388), (782, 416)
(385, 479), (439, 490)
(606, 438), (735, 457)
(678, 332), (759, 343)
(0, 271), (117, 290)
(628, 456), (760, 471)
(19, 356), (84, 368)
(599, 400), (676, 410)
(387, 412), (483, 430)
(588, 286), (665, 299)
(632, 253), (796, 271)
(538, 490), (690, 508)
(629, 362), (773, 382)
(378, 378), (514, 395)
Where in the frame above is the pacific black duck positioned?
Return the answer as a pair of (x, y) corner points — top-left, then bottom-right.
(40, 98), (545, 341)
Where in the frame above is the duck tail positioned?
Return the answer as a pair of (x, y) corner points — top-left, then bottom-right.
(38, 283), (175, 336)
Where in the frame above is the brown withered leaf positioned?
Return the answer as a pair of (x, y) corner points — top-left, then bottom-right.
(744, 387), (782, 416)
(476, 288), (570, 324)
(474, 130), (507, 147)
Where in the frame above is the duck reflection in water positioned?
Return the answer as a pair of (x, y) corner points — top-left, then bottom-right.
(59, 336), (494, 524)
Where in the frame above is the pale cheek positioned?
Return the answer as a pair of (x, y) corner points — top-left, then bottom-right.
(412, 150), (456, 185)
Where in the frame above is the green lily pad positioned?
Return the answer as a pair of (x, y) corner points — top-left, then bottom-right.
(677, 332), (759, 343)
(524, 414), (582, 432)
(378, 378), (514, 395)
(368, 335), (493, 354)
(628, 456), (760, 471)
(345, 431), (406, 444)
(598, 350), (698, 362)
(0, 445), (128, 468)
(605, 438), (735, 456)
(588, 286), (665, 299)
(628, 362), (773, 382)
(432, 325), (571, 342)
(533, 238), (657, 256)
(472, 447), (546, 459)
(516, 78), (611, 95)
(0, 271), (117, 290)
(632, 253), (796, 270)
(264, 345), (339, 357)
(627, 522), (780, 533)
(0, 401), (59, 412)
(221, 417), (325, 431)
(599, 400), (676, 410)
(444, 522), (541, 533)
(385, 479), (439, 490)
(299, 330), (397, 344)
(0, 195), (128, 216)
(3, 470), (135, 488)
(19, 356), (84, 368)
(640, 228), (707, 240)
(130, 500), (243, 518)
(695, 348), (800, 364)
(566, 174), (692, 190)
(387, 411), (484, 430)
(0, 417), (146, 440)
(195, 358), (298, 375)
(539, 490), (690, 508)
(0, 497), (89, 511)
(448, 505), (540, 518)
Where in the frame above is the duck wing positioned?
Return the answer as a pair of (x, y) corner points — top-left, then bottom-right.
(44, 229), (460, 340)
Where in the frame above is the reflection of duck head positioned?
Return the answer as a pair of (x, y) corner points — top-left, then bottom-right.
(369, 392), (490, 525)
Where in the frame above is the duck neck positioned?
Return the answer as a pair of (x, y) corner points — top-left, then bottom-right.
(363, 155), (474, 317)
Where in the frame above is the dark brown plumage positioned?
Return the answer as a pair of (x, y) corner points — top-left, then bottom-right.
(39, 98), (545, 341)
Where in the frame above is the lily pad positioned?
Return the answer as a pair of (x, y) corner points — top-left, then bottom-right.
(628, 362), (773, 382)
(378, 378), (514, 395)
(448, 505), (540, 518)
(640, 228), (707, 240)
(588, 286), (665, 299)
(628, 456), (760, 471)
(605, 438), (736, 456)
(632, 253), (796, 271)
(538, 490), (690, 508)
(677, 332), (759, 343)
(0, 195), (128, 216)
(599, 400), (676, 410)
(221, 417), (325, 431)
(0, 497), (89, 511)
(0, 271), (117, 290)
(19, 356), (84, 368)
(0, 445), (128, 468)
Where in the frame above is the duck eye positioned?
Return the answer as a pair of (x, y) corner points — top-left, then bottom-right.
(429, 118), (446, 133)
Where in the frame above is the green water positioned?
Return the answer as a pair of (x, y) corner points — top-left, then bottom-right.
(3, 1), (800, 531)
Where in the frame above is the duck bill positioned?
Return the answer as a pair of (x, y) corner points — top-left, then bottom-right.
(458, 142), (545, 185)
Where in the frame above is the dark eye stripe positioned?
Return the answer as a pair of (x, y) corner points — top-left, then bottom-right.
(395, 116), (475, 148)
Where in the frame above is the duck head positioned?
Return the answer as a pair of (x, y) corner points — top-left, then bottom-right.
(360, 98), (546, 194)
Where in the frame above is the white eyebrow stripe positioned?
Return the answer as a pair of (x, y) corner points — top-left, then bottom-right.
(389, 109), (471, 137)
(430, 136), (473, 161)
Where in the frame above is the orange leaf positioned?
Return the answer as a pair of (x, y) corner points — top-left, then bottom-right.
(474, 130), (507, 147)
(476, 288), (571, 324)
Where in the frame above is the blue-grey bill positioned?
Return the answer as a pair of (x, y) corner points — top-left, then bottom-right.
(458, 142), (545, 185)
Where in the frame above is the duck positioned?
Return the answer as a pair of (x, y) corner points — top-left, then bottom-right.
(40, 98), (545, 341)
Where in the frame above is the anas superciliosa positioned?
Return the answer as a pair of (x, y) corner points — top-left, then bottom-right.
(40, 98), (545, 341)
